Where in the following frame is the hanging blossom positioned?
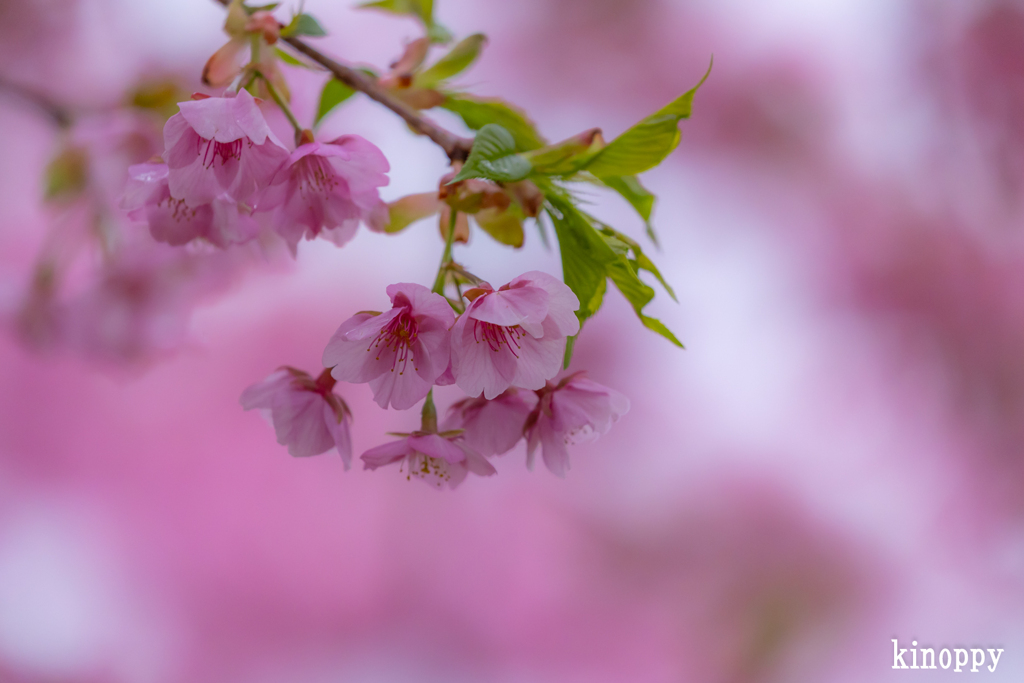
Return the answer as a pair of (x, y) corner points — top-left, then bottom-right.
(163, 89), (289, 206)
(259, 133), (390, 254)
(122, 161), (258, 248)
(62, 243), (233, 364)
(442, 388), (536, 457)
(240, 367), (353, 467)
(323, 283), (455, 410)
(450, 271), (580, 400)
(524, 373), (630, 477)
(362, 431), (496, 489)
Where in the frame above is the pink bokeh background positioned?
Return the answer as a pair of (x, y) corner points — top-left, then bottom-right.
(1, 0), (1023, 680)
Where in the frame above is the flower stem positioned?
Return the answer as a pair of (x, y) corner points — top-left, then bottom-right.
(431, 209), (459, 295)
(421, 389), (438, 433)
(255, 70), (303, 143)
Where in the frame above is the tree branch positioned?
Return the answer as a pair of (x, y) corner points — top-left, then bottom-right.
(211, 0), (473, 161)
(0, 77), (72, 127)
(282, 37), (472, 161)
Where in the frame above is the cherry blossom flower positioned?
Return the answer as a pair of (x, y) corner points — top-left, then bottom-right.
(163, 89), (288, 206)
(323, 283), (455, 410)
(240, 367), (353, 466)
(362, 431), (496, 489)
(524, 373), (630, 477)
(442, 388), (536, 457)
(123, 161), (258, 248)
(63, 244), (231, 364)
(258, 134), (389, 254)
(450, 271), (580, 399)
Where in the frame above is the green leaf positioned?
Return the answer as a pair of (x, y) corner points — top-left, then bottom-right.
(440, 94), (546, 151)
(243, 3), (280, 12)
(451, 124), (532, 183)
(524, 128), (605, 176)
(358, 0), (451, 43)
(474, 205), (524, 247)
(359, 0), (431, 23)
(426, 22), (453, 44)
(281, 13), (327, 37)
(416, 34), (487, 88)
(545, 192), (682, 348)
(316, 79), (356, 124)
(600, 175), (659, 245)
(545, 194), (610, 326)
(275, 47), (314, 68)
(582, 58), (712, 178)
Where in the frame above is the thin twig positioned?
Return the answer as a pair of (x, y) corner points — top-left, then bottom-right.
(211, 0), (473, 161)
(0, 77), (72, 127)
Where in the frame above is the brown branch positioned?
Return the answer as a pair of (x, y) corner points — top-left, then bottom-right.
(282, 37), (472, 161)
(0, 77), (72, 127)
(211, 0), (472, 162)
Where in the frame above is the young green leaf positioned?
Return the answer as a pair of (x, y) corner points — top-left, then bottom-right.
(415, 34), (487, 88)
(316, 79), (356, 124)
(358, 0), (451, 43)
(525, 128), (605, 176)
(546, 192), (683, 349)
(359, 0), (431, 23)
(474, 204), (525, 247)
(545, 194), (611, 326)
(599, 226), (676, 301)
(582, 58), (712, 178)
(440, 94), (547, 151)
(601, 233), (683, 347)
(451, 124), (532, 183)
(243, 3), (280, 13)
(599, 175), (659, 245)
(274, 47), (315, 68)
(281, 13), (327, 38)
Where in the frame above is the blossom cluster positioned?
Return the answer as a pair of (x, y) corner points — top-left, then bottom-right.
(122, 89), (389, 255)
(10, 0), (700, 491)
(243, 274), (629, 488)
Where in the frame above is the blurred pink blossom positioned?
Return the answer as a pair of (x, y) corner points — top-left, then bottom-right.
(442, 387), (536, 457)
(123, 161), (258, 248)
(362, 431), (496, 489)
(524, 373), (629, 476)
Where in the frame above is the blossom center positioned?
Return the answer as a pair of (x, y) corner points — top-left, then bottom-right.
(295, 154), (339, 196)
(368, 310), (419, 375)
(401, 452), (451, 488)
(196, 136), (245, 168)
(472, 320), (525, 357)
(158, 195), (199, 223)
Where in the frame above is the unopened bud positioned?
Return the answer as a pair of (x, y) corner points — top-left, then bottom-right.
(245, 11), (280, 44)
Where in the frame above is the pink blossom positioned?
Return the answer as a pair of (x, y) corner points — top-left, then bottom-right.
(240, 367), (353, 466)
(258, 135), (389, 254)
(163, 90), (288, 206)
(442, 388), (537, 457)
(524, 373), (630, 477)
(123, 161), (258, 248)
(450, 271), (580, 399)
(323, 283), (455, 410)
(361, 432), (496, 489)
(63, 244), (232, 364)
